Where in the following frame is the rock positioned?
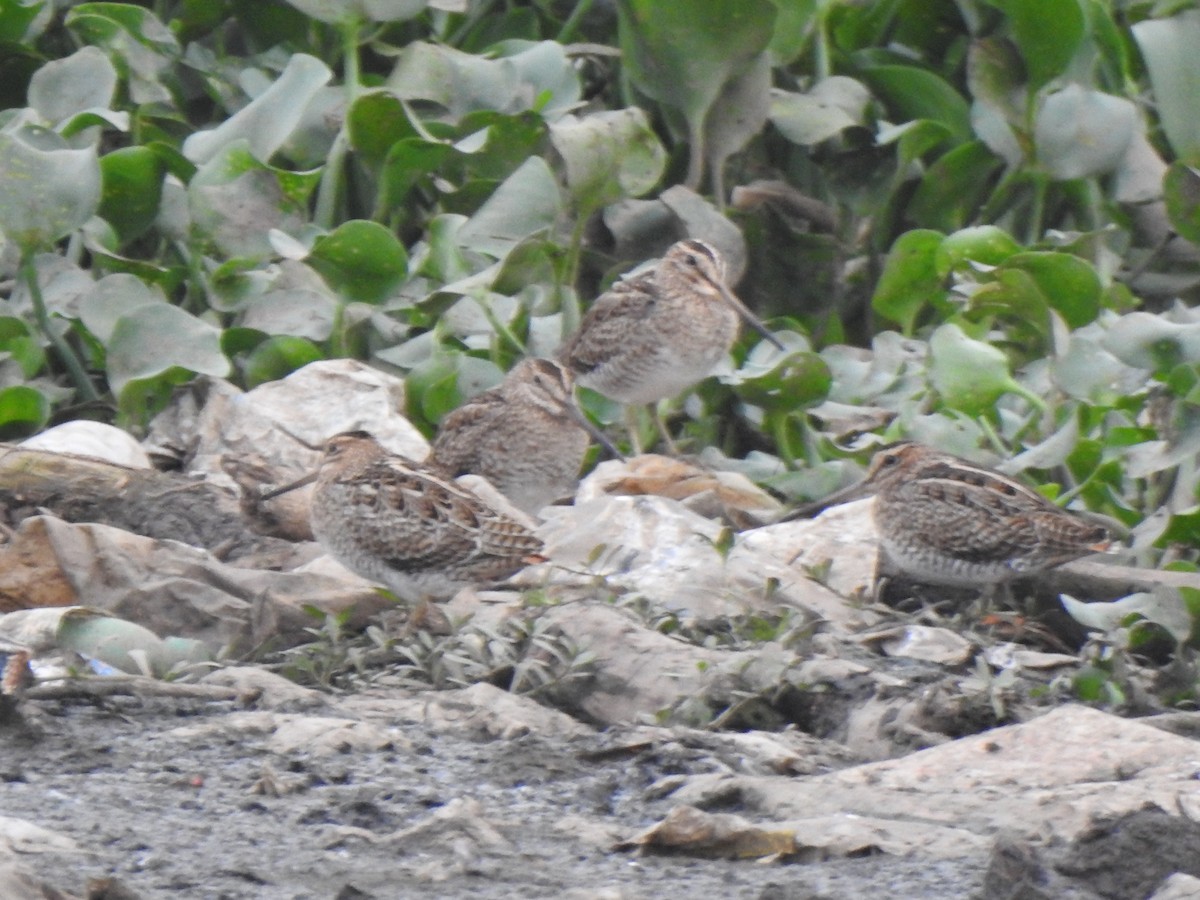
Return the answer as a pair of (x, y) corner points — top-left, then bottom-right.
(522, 494), (869, 632)
(144, 359), (429, 493)
(343, 682), (594, 742)
(0, 515), (393, 650)
(21, 420), (152, 469)
(666, 706), (1200, 856)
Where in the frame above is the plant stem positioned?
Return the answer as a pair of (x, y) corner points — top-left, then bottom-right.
(557, 0), (595, 43)
(20, 252), (99, 403)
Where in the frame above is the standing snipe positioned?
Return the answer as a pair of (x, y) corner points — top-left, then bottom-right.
(263, 431), (545, 604)
(792, 442), (1112, 595)
(559, 239), (783, 450)
(430, 357), (620, 515)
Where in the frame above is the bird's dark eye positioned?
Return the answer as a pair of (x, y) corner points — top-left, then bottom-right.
(880, 454), (899, 467)
(685, 254), (700, 267)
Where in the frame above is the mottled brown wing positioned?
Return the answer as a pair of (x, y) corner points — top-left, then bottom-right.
(430, 386), (507, 476)
(363, 458), (542, 573)
(887, 475), (1043, 565)
(560, 273), (658, 375)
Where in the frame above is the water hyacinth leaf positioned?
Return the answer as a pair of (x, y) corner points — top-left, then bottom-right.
(0, 317), (44, 378)
(1164, 163), (1200, 245)
(992, 0), (1085, 94)
(617, 0), (775, 185)
(284, 0), (426, 25)
(1001, 252), (1101, 328)
(703, 53), (770, 193)
(387, 41), (578, 119)
(183, 54), (331, 165)
(0, 385), (50, 438)
(929, 323), (1027, 415)
(548, 109), (667, 217)
(458, 156), (561, 257)
(966, 268), (1050, 342)
(78, 273), (165, 342)
(732, 351), (832, 414)
(347, 91), (420, 166)
(105, 302), (229, 397)
(1132, 11), (1200, 162)
(188, 141), (317, 259)
(934, 225), (1021, 277)
(871, 229), (945, 335)
(98, 146), (166, 244)
(242, 335), (324, 388)
(769, 76), (870, 146)
(1102, 312), (1200, 371)
(908, 141), (1002, 231)
(860, 65), (972, 143)
(65, 3), (179, 105)
(377, 139), (452, 220)
(1034, 86), (1138, 181)
(27, 45), (116, 125)
(490, 40), (582, 121)
(0, 132), (101, 251)
(240, 287), (338, 340)
(1061, 588), (1193, 645)
(308, 220), (408, 303)
(0, 0), (41, 43)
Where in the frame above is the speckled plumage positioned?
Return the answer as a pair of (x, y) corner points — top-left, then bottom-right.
(295, 431), (544, 602)
(560, 239), (782, 405)
(430, 358), (593, 515)
(806, 442), (1111, 588)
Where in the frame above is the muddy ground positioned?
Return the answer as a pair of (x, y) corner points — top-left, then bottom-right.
(3, 681), (1184, 900)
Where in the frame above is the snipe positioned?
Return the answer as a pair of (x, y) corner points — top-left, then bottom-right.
(430, 358), (621, 515)
(263, 431), (545, 605)
(792, 442), (1112, 596)
(559, 239), (783, 451)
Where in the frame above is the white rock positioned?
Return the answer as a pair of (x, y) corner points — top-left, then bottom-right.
(668, 705), (1200, 852)
(21, 420), (151, 468)
(145, 359), (429, 489)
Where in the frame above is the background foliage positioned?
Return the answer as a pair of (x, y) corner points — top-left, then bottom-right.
(3, 0), (1200, 602)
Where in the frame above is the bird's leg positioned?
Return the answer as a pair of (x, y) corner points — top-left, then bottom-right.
(649, 401), (680, 455)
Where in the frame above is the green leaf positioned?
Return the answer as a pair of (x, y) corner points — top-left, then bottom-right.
(617, 0), (776, 184)
(27, 45), (116, 125)
(182, 53), (331, 165)
(992, 0), (1085, 93)
(188, 140), (318, 259)
(907, 141), (1002, 231)
(1164, 163), (1200, 244)
(548, 108), (666, 218)
(769, 76), (870, 146)
(0, 385), (49, 439)
(458, 156), (562, 257)
(871, 229), (946, 334)
(1034, 86), (1138, 181)
(732, 350), (832, 413)
(1001, 251), (1101, 329)
(0, 0), (42, 43)
(347, 91), (420, 166)
(106, 303), (230, 397)
(386, 41), (580, 120)
(929, 322), (1034, 415)
(65, 2), (179, 105)
(934, 225), (1022, 276)
(0, 317), (44, 378)
(1132, 10), (1200, 162)
(860, 65), (972, 143)
(242, 336), (324, 388)
(283, 0), (426, 25)
(308, 220), (408, 303)
(0, 131), (101, 252)
(99, 146), (166, 244)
